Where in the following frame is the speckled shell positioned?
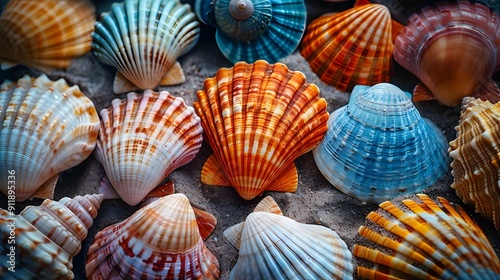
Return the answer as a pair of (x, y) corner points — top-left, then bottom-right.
(300, 4), (398, 92)
(0, 194), (103, 280)
(0, 0), (95, 70)
(91, 0), (200, 93)
(224, 196), (353, 279)
(0, 75), (100, 201)
(353, 194), (500, 279)
(393, 0), (500, 107)
(193, 60), (329, 200)
(95, 90), (203, 206)
(85, 193), (220, 279)
(449, 97), (500, 231)
(313, 83), (449, 204)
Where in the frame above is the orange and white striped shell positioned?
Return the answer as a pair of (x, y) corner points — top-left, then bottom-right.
(353, 194), (500, 279)
(85, 193), (220, 279)
(449, 97), (500, 231)
(0, 0), (95, 70)
(95, 90), (203, 206)
(193, 60), (329, 200)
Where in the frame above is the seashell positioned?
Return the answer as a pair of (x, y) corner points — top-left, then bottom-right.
(194, 0), (306, 63)
(224, 196), (354, 279)
(313, 83), (449, 204)
(85, 193), (220, 279)
(393, 0), (500, 107)
(0, 75), (100, 201)
(95, 89), (203, 206)
(353, 194), (500, 279)
(91, 0), (200, 94)
(449, 97), (500, 231)
(0, 0), (95, 71)
(0, 194), (104, 279)
(358, 0), (434, 24)
(193, 60), (329, 200)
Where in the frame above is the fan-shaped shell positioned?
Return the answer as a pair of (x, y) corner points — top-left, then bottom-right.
(353, 194), (500, 279)
(0, 0), (95, 70)
(193, 60), (329, 200)
(85, 193), (220, 279)
(95, 90), (203, 206)
(449, 97), (500, 231)
(313, 83), (449, 204)
(91, 0), (200, 94)
(0, 75), (100, 201)
(393, 0), (500, 107)
(0, 194), (103, 279)
(224, 196), (353, 279)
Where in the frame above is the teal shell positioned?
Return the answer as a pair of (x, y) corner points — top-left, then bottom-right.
(313, 83), (449, 204)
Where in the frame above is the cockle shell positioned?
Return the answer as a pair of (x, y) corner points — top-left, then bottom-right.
(449, 97), (500, 231)
(224, 196), (354, 279)
(300, 3), (403, 92)
(0, 0), (95, 70)
(353, 194), (500, 279)
(193, 60), (329, 200)
(0, 194), (103, 279)
(95, 90), (203, 206)
(393, 0), (500, 107)
(313, 83), (449, 204)
(0, 75), (100, 201)
(360, 0), (433, 24)
(85, 193), (220, 279)
(91, 0), (200, 94)
(194, 0), (306, 63)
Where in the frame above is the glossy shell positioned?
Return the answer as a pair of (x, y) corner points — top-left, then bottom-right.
(85, 193), (220, 279)
(95, 90), (203, 206)
(313, 83), (449, 204)
(393, 0), (500, 107)
(193, 60), (329, 200)
(0, 194), (103, 279)
(449, 97), (500, 231)
(0, 75), (100, 201)
(91, 0), (200, 93)
(224, 196), (353, 279)
(0, 0), (95, 70)
(353, 194), (500, 279)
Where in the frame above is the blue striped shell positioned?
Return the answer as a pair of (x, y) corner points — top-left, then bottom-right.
(313, 83), (449, 204)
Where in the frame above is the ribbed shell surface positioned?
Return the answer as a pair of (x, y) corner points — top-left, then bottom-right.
(95, 90), (203, 206)
(85, 193), (220, 279)
(0, 75), (100, 201)
(313, 83), (449, 204)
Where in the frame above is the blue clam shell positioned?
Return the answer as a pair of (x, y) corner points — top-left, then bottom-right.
(313, 83), (449, 204)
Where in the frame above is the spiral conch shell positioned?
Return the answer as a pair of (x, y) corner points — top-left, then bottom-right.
(0, 194), (103, 279)
(95, 90), (203, 206)
(85, 193), (220, 279)
(0, 0), (95, 70)
(0, 75), (100, 201)
(91, 0), (200, 94)
(224, 196), (354, 279)
(449, 97), (500, 231)
(193, 60), (329, 200)
(353, 194), (500, 279)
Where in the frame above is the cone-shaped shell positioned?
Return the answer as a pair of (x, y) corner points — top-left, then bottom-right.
(0, 75), (100, 201)
(393, 0), (500, 107)
(224, 196), (353, 279)
(95, 90), (203, 206)
(353, 194), (500, 279)
(193, 60), (329, 200)
(449, 97), (500, 231)
(313, 83), (449, 204)
(0, 194), (103, 279)
(85, 193), (220, 279)
(91, 0), (200, 93)
(300, 4), (396, 92)
(0, 0), (95, 70)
